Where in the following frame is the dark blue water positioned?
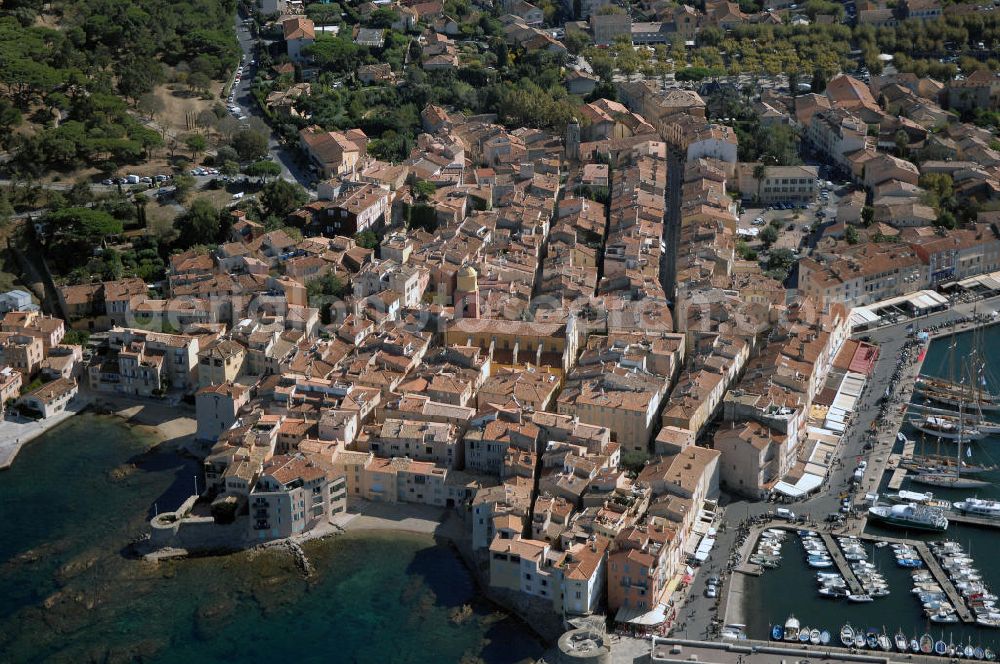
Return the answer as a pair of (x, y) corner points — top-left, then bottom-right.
(0, 415), (542, 663)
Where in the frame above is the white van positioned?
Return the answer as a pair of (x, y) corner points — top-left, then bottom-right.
(775, 508), (795, 520)
(232, 192), (244, 200)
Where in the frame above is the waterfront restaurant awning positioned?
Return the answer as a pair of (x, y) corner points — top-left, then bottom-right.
(616, 602), (668, 626)
(693, 536), (716, 562)
(850, 307), (881, 330)
(774, 472), (824, 498)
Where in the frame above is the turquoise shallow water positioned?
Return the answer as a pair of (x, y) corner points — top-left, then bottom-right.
(0, 414), (542, 663)
(743, 328), (1000, 649)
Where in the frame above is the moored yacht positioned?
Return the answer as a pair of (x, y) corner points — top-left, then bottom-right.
(868, 503), (949, 532)
(954, 498), (1000, 519)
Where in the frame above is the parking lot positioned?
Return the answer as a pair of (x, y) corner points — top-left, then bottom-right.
(737, 179), (847, 255)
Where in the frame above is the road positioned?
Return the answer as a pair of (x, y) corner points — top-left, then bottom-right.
(662, 147), (682, 302)
(230, 12), (316, 193)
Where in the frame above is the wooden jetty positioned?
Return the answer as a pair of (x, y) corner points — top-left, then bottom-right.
(914, 541), (975, 624)
(820, 532), (865, 595)
(856, 534), (975, 623)
(886, 467), (908, 491)
(946, 511), (1000, 529)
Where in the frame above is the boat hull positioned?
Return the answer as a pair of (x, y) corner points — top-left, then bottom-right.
(868, 513), (948, 532)
(910, 474), (991, 489)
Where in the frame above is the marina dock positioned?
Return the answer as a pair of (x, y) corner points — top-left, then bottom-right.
(820, 532), (865, 595)
(945, 511), (1000, 529)
(914, 541), (975, 624)
(886, 467), (908, 490)
(850, 533), (975, 623)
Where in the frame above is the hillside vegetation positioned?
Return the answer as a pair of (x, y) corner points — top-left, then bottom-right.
(0, 0), (240, 176)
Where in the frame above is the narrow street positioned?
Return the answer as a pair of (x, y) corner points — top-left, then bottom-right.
(231, 11), (316, 192)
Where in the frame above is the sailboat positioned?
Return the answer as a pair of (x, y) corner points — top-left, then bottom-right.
(909, 414), (987, 440)
(911, 360), (991, 489)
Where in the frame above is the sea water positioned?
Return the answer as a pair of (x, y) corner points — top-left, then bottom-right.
(0, 415), (542, 663)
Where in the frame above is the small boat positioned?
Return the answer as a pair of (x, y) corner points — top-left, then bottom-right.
(784, 615), (800, 641)
(848, 593), (874, 603)
(984, 648), (995, 660)
(967, 645), (977, 658)
(819, 587), (848, 598)
(840, 625), (854, 647)
(976, 647), (986, 660)
(895, 631), (908, 651)
(799, 628), (811, 643)
(866, 631), (879, 649)
(878, 633), (892, 651)
(920, 634), (934, 654)
(820, 630), (831, 645)
(936, 640), (948, 655)
(855, 632), (866, 649)
(771, 625), (784, 641)
(910, 638), (920, 653)
(931, 612), (959, 623)
(810, 628), (821, 645)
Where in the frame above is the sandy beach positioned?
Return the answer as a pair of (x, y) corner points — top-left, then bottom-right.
(95, 395), (197, 448)
(336, 500), (464, 539)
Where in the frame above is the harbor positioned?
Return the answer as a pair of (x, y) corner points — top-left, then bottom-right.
(727, 322), (1000, 656)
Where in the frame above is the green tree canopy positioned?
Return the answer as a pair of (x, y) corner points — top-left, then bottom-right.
(46, 207), (123, 242)
(260, 179), (308, 219)
(176, 199), (221, 248)
(231, 128), (269, 162)
(244, 160), (282, 182)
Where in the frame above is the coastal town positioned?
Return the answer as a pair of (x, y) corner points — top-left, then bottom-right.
(1, 0), (1000, 661)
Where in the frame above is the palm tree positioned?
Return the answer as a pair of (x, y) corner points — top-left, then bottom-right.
(753, 163), (768, 203)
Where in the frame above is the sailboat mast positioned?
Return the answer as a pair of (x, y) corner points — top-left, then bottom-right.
(957, 384), (963, 479)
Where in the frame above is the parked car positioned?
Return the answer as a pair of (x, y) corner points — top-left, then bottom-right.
(775, 507), (796, 520)
(705, 585), (718, 598)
